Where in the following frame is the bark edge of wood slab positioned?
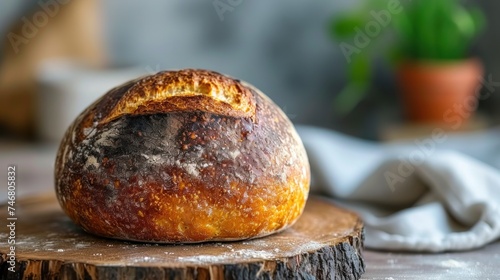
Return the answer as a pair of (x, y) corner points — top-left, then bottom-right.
(0, 195), (365, 280)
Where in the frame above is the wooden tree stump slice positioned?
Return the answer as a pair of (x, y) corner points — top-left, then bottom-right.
(0, 194), (365, 279)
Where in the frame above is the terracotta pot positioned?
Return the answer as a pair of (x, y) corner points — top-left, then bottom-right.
(397, 59), (483, 124)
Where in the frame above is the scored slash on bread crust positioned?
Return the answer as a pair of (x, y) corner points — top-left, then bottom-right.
(100, 69), (256, 125)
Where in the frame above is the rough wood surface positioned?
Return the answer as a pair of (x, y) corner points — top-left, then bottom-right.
(0, 194), (364, 280)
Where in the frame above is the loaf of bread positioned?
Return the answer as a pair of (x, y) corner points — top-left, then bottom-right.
(55, 69), (310, 243)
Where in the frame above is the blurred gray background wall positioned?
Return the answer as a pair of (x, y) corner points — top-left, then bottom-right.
(101, 0), (353, 128)
(1, 0), (498, 138)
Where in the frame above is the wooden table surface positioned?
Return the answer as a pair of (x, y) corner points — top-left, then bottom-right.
(1, 195), (365, 279)
(2, 144), (500, 279)
(4, 193), (498, 280)
(362, 242), (500, 279)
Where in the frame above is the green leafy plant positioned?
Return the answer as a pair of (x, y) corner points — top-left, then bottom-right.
(330, 0), (485, 115)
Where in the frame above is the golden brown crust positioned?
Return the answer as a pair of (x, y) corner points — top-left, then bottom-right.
(100, 69), (256, 125)
(55, 69), (310, 243)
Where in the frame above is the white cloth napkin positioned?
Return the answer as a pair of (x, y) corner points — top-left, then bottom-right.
(297, 125), (500, 252)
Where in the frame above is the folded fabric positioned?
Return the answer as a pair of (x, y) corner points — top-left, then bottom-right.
(296, 125), (500, 252)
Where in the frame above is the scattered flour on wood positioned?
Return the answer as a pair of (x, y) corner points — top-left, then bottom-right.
(440, 259), (467, 268)
(178, 249), (275, 263)
(177, 240), (326, 264)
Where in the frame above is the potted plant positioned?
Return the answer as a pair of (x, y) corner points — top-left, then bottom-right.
(330, 0), (485, 124)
